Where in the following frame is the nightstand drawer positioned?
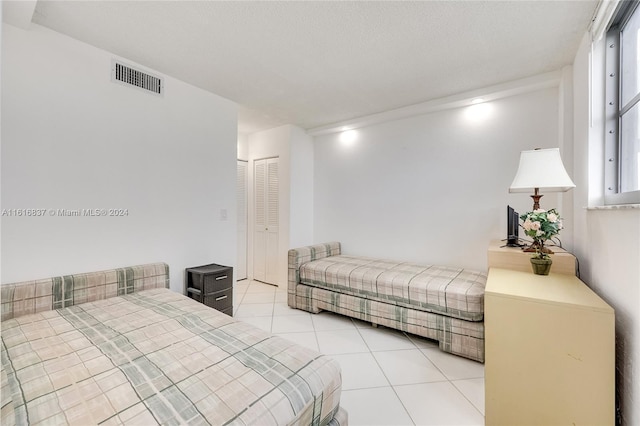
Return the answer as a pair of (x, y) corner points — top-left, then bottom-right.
(187, 268), (233, 294)
(187, 287), (233, 312)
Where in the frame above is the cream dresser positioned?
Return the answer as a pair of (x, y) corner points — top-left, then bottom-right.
(484, 267), (615, 425)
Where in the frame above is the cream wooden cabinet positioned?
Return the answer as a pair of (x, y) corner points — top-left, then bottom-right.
(487, 239), (576, 275)
(484, 268), (615, 425)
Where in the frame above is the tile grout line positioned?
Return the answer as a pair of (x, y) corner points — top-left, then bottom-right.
(350, 318), (417, 426)
(414, 347), (485, 418)
(309, 311), (323, 354)
(408, 333), (486, 419)
(450, 378), (486, 416)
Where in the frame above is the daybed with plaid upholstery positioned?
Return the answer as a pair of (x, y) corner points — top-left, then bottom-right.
(288, 242), (486, 362)
(1, 263), (347, 425)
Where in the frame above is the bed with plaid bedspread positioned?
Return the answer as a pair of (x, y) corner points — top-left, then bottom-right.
(288, 243), (486, 362)
(1, 264), (346, 425)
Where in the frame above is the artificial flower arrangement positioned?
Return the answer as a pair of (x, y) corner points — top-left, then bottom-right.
(520, 208), (563, 260)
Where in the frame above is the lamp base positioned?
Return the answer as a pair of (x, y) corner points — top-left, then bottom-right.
(530, 189), (542, 211)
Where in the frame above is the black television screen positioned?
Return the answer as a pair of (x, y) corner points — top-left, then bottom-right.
(506, 205), (520, 247)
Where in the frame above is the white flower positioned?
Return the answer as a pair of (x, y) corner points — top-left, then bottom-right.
(531, 221), (541, 230)
(534, 209), (546, 213)
(557, 220), (563, 230)
(536, 230), (544, 236)
(523, 219), (533, 231)
(547, 213), (558, 222)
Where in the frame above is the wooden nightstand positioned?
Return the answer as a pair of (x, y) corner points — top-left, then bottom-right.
(487, 239), (576, 275)
(185, 263), (233, 316)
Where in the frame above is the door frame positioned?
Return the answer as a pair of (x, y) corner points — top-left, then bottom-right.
(236, 159), (248, 281)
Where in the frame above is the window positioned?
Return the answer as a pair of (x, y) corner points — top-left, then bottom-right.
(605, 0), (640, 204)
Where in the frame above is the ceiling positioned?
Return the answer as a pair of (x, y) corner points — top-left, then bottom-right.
(26, 0), (599, 134)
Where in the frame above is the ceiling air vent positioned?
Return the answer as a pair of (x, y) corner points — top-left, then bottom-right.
(111, 60), (163, 96)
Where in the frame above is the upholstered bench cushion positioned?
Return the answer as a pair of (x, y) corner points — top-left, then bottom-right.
(299, 255), (487, 321)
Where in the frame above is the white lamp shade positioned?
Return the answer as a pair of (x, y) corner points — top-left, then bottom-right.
(509, 148), (575, 193)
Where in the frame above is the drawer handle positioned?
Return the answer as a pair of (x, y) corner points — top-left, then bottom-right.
(215, 275), (228, 280)
(215, 295), (228, 301)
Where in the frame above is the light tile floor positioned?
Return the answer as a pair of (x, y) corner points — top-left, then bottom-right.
(233, 279), (485, 426)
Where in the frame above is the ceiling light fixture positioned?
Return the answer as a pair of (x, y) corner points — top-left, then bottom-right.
(339, 130), (358, 145)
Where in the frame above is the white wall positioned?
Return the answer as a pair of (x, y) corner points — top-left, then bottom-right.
(237, 133), (249, 161)
(558, 65), (575, 251)
(313, 88), (562, 271)
(1, 23), (238, 293)
(289, 125), (314, 248)
(572, 33), (640, 426)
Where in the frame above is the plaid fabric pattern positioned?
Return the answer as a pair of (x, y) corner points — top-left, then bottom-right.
(1, 263), (170, 321)
(1, 288), (345, 425)
(299, 255), (486, 322)
(288, 243), (341, 311)
(288, 244), (486, 362)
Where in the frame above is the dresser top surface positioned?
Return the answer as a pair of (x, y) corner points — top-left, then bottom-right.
(486, 268), (613, 313)
(186, 263), (231, 274)
(488, 239), (573, 257)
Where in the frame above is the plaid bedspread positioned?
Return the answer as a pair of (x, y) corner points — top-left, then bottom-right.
(1, 288), (344, 425)
(299, 255), (486, 322)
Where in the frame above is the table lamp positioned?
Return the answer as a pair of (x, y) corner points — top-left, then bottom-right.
(509, 148), (575, 211)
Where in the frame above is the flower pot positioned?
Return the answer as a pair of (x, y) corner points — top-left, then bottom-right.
(530, 258), (552, 275)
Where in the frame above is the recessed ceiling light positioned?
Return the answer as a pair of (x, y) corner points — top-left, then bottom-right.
(339, 130), (358, 145)
(465, 102), (492, 122)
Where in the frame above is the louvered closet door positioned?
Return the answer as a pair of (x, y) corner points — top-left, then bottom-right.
(253, 157), (279, 284)
(237, 160), (248, 280)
